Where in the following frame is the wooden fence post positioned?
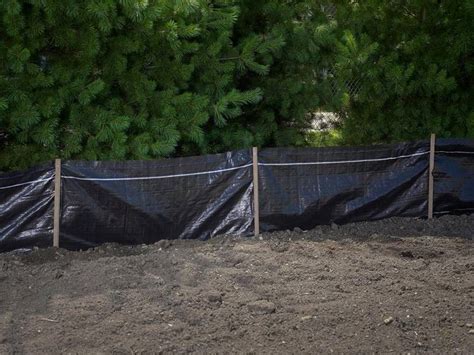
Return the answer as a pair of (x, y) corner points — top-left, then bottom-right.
(252, 147), (260, 236)
(53, 159), (61, 247)
(428, 134), (436, 219)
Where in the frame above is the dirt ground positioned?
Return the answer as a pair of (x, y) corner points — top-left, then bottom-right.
(0, 215), (473, 354)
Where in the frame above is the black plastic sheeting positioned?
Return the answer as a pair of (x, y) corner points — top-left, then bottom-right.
(433, 138), (474, 215)
(258, 142), (430, 232)
(0, 163), (54, 252)
(60, 150), (253, 249)
(1, 139), (474, 252)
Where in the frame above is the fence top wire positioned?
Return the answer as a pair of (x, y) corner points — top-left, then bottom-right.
(61, 163), (253, 182)
(258, 150), (430, 167)
(2, 141), (474, 189)
(0, 177), (53, 190)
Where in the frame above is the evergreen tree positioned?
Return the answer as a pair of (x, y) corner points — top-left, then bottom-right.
(332, 0), (474, 144)
(204, 0), (343, 151)
(0, 0), (341, 170)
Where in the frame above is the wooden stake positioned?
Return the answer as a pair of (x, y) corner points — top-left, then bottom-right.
(53, 159), (61, 247)
(428, 134), (436, 219)
(252, 147), (260, 236)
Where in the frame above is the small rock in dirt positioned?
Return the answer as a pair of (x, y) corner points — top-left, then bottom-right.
(293, 227), (304, 234)
(466, 323), (473, 328)
(469, 329), (474, 334)
(384, 316), (394, 325)
(207, 292), (222, 304)
(156, 240), (171, 249)
(300, 315), (314, 321)
(247, 300), (276, 315)
(400, 251), (414, 258)
(271, 242), (289, 253)
(331, 223), (339, 230)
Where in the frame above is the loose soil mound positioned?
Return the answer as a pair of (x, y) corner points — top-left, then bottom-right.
(1, 215), (473, 354)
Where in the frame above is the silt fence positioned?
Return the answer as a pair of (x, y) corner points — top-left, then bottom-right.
(1, 137), (473, 252)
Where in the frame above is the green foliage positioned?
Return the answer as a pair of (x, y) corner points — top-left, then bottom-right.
(306, 129), (343, 147)
(5, 1), (469, 170)
(0, 0), (341, 170)
(332, 0), (474, 144)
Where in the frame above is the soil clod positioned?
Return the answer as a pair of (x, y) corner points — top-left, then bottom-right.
(247, 300), (276, 315)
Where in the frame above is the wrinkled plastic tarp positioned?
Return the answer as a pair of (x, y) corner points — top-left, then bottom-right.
(2, 139), (474, 253)
(60, 150), (253, 249)
(0, 163), (54, 252)
(258, 142), (430, 232)
(434, 138), (474, 215)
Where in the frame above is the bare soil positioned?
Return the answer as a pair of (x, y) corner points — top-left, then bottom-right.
(0, 215), (473, 354)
